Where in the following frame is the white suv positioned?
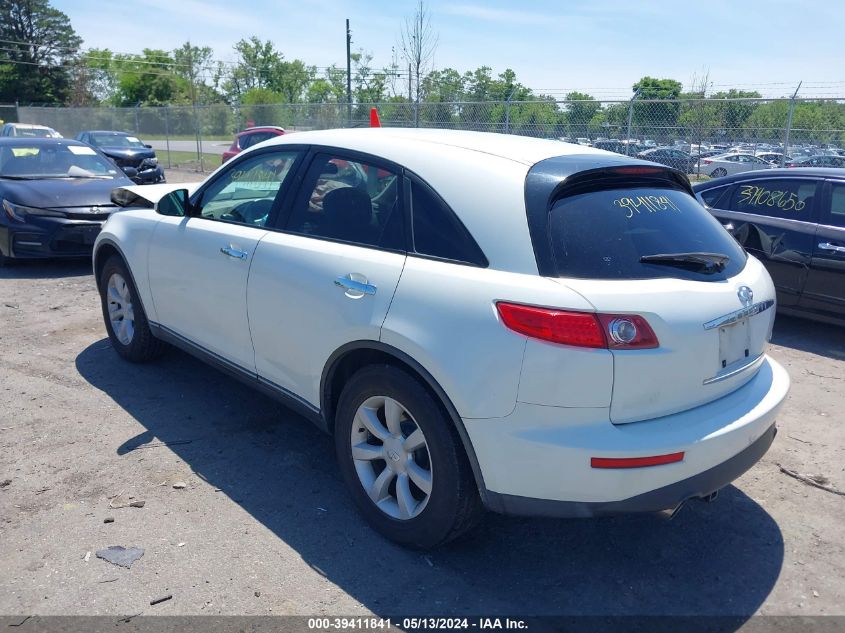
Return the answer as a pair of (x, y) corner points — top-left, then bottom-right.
(94, 129), (790, 548)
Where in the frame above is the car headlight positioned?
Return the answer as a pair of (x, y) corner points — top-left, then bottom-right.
(148, 156), (158, 165)
(2, 199), (65, 223)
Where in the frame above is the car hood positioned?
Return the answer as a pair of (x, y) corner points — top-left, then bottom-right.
(1, 176), (134, 209)
(97, 147), (156, 160)
(111, 182), (201, 208)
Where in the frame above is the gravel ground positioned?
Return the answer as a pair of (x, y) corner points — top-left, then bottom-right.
(0, 250), (843, 619)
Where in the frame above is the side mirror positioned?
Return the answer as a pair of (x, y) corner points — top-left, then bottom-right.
(122, 166), (139, 179)
(156, 189), (193, 217)
(144, 144), (152, 149)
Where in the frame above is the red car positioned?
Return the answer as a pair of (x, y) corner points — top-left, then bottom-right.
(222, 126), (285, 163)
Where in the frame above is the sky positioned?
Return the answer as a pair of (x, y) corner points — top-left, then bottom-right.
(52, 0), (845, 99)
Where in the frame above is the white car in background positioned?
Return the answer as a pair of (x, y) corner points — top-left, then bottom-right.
(697, 152), (776, 178)
(93, 129), (790, 548)
(0, 123), (62, 138)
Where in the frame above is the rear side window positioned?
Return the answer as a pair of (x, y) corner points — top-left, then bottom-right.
(726, 178), (817, 220)
(699, 184), (732, 209)
(549, 186), (747, 280)
(410, 180), (487, 266)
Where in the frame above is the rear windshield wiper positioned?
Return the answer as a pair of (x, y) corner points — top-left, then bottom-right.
(0, 175), (37, 180)
(640, 252), (729, 273)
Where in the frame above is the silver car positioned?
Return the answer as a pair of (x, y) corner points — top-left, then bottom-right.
(696, 152), (775, 178)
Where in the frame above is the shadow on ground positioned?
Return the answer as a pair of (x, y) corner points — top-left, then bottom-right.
(76, 341), (783, 618)
(772, 314), (845, 361)
(0, 257), (91, 280)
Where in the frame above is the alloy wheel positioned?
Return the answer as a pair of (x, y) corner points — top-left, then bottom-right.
(106, 273), (135, 345)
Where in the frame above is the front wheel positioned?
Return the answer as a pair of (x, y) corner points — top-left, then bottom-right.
(99, 255), (164, 362)
(711, 167), (727, 178)
(334, 365), (482, 548)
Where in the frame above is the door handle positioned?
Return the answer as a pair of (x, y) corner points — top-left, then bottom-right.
(818, 242), (845, 254)
(220, 245), (248, 260)
(334, 275), (377, 296)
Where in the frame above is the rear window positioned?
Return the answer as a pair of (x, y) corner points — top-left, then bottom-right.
(549, 186), (747, 280)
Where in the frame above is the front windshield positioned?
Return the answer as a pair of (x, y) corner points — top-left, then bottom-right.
(90, 133), (145, 149)
(0, 144), (120, 179)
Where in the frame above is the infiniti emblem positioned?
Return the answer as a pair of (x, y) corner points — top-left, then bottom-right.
(737, 286), (754, 307)
(387, 449), (401, 462)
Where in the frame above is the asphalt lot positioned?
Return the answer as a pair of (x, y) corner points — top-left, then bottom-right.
(0, 251), (843, 620)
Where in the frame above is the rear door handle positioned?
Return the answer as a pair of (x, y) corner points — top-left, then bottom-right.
(220, 245), (248, 260)
(334, 275), (377, 296)
(818, 242), (845, 254)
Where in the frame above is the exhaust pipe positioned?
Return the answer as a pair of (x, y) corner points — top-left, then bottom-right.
(699, 490), (720, 503)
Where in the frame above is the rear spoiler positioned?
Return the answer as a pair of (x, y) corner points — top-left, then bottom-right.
(110, 183), (200, 209)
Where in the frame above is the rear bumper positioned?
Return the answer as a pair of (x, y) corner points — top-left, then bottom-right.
(466, 355), (789, 516)
(486, 423), (776, 517)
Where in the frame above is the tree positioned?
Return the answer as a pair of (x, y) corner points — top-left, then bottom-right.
(565, 91), (600, 134)
(398, 0), (438, 124)
(0, 0), (82, 103)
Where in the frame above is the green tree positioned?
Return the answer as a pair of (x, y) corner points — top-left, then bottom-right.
(0, 0), (82, 103)
(565, 91), (600, 136)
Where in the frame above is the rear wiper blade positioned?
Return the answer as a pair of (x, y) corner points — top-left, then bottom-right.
(0, 175), (37, 180)
(640, 252), (729, 273)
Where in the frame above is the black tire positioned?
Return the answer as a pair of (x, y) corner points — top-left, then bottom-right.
(98, 255), (165, 362)
(334, 365), (483, 548)
(711, 167), (727, 178)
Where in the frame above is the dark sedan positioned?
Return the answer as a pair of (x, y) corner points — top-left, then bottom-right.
(0, 138), (133, 265)
(637, 147), (696, 173)
(785, 154), (845, 169)
(76, 130), (165, 184)
(693, 168), (845, 326)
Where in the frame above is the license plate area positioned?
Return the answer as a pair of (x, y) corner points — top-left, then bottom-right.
(719, 318), (751, 369)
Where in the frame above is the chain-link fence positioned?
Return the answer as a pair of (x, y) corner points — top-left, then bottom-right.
(15, 97), (845, 172)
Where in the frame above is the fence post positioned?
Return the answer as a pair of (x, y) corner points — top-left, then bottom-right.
(504, 87), (516, 134)
(781, 82), (802, 167)
(164, 106), (172, 169)
(626, 89), (642, 155)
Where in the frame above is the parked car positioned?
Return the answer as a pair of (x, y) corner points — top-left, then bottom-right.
(94, 129), (789, 547)
(1, 123), (62, 138)
(222, 126), (286, 163)
(637, 147), (696, 173)
(75, 131), (164, 184)
(785, 155), (845, 169)
(694, 168), (845, 325)
(696, 153), (776, 178)
(0, 138), (133, 265)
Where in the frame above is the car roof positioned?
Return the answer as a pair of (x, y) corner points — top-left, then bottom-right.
(0, 137), (86, 146)
(692, 167), (845, 190)
(264, 128), (611, 166)
(239, 126), (285, 135)
(4, 123), (54, 129)
(82, 130), (133, 135)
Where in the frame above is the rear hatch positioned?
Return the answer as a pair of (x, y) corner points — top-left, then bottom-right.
(523, 160), (775, 424)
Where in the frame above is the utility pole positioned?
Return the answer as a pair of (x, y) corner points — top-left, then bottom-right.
(781, 81), (802, 167)
(346, 19), (352, 127)
(187, 42), (204, 171)
(408, 63), (412, 125)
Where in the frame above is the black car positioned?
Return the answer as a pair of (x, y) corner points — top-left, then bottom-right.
(637, 147), (696, 173)
(0, 138), (133, 264)
(785, 154), (845, 169)
(75, 130), (164, 184)
(693, 168), (845, 325)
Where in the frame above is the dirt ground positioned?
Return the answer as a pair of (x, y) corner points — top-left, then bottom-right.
(0, 220), (843, 620)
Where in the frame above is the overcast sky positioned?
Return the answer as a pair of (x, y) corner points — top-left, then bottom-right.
(53, 0), (844, 99)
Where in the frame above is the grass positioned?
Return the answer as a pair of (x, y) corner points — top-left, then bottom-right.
(156, 149), (221, 171)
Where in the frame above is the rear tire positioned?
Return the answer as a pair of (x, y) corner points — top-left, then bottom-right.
(711, 167), (727, 178)
(99, 255), (164, 362)
(334, 365), (483, 548)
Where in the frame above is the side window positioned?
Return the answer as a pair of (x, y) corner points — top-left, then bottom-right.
(285, 154), (403, 249)
(195, 150), (300, 226)
(726, 179), (817, 220)
(699, 185), (732, 209)
(828, 183), (845, 228)
(238, 134), (254, 150)
(410, 180), (487, 266)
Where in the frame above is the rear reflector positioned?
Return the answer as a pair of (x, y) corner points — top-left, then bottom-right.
(591, 452), (685, 469)
(496, 302), (659, 349)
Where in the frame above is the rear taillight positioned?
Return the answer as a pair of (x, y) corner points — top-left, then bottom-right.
(702, 159), (712, 165)
(496, 302), (659, 350)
